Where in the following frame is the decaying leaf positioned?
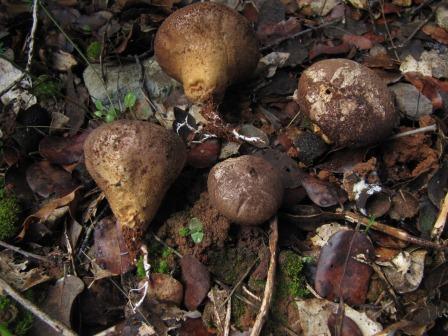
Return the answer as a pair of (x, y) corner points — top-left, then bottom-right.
(379, 249), (427, 294)
(295, 298), (382, 336)
(31, 275), (85, 336)
(0, 250), (50, 291)
(315, 229), (375, 305)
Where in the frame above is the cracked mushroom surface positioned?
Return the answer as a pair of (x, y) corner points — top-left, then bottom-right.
(296, 59), (397, 147)
(154, 2), (260, 103)
(207, 155), (284, 225)
(84, 120), (186, 261)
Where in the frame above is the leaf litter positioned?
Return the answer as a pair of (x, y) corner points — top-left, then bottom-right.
(1, 0), (448, 335)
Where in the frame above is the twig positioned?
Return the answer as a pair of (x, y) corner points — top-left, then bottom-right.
(26, 0), (39, 73)
(410, 0), (436, 16)
(379, 0), (400, 62)
(0, 276), (77, 336)
(260, 19), (342, 51)
(223, 297), (231, 336)
(250, 216), (278, 336)
(388, 124), (437, 140)
(431, 192), (448, 240)
(0, 240), (49, 263)
(344, 211), (447, 250)
(220, 257), (259, 308)
(398, 7), (438, 48)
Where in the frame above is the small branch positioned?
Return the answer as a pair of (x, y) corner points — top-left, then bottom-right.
(250, 216), (278, 336)
(0, 276), (77, 336)
(26, 0), (39, 73)
(380, 0), (400, 62)
(398, 7), (438, 49)
(223, 297), (231, 336)
(431, 192), (448, 240)
(388, 124), (437, 140)
(220, 257), (259, 308)
(0, 240), (49, 263)
(344, 211), (447, 250)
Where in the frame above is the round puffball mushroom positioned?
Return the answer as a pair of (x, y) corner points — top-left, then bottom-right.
(84, 120), (186, 261)
(154, 2), (260, 103)
(296, 59), (397, 147)
(207, 155), (283, 225)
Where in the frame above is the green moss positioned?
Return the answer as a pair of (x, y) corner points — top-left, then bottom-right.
(0, 190), (20, 241)
(231, 296), (247, 330)
(279, 251), (312, 298)
(0, 294), (33, 336)
(147, 241), (174, 275)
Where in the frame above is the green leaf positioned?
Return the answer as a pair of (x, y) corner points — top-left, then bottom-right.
(188, 217), (203, 233)
(87, 41), (102, 61)
(94, 100), (104, 111)
(191, 231), (204, 244)
(93, 111), (103, 118)
(124, 92), (137, 109)
(105, 113), (115, 123)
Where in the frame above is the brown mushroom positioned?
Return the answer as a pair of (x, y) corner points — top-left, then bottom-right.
(154, 2), (260, 103)
(207, 155), (283, 225)
(84, 120), (186, 261)
(296, 59), (397, 147)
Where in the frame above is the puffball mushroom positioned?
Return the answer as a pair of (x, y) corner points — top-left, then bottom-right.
(84, 120), (186, 261)
(296, 59), (397, 147)
(207, 155), (283, 225)
(154, 2), (260, 103)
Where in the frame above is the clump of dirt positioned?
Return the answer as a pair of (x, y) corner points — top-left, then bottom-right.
(383, 117), (439, 180)
(157, 192), (230, 262)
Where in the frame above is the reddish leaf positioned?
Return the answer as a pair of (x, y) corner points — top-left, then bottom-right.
(362, 31), (386, 44)
(93, 216), (133, 275)
(26, 161), (78, 198)
(328, 312), (363, 336)
(181, 255), (210, 311)
(39, 131), (91, 165)
(404, 72), (446, 109)
(309, 42), (351, 60)
(342, 34), (373, 50)
(315, 230), (375, 305)
(187, 139), (220, 168)
(179, 318), (213, 336)
(301, 175), (346, 207)
(422, 24), (448, 44)
(257, 17), (301, 44)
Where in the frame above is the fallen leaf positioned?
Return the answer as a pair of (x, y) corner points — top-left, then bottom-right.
(52, 50), (78, 72)
(309, 42), (351, 60)
(21, 187), (81, 239)
(31, 275), (84, 336)
(181, 255), (211, 311)
(26, 161), (79, 198)
(0, 250), (50, 291)
(295, 298), (382, 335)
(379, 249), (427, 293)
(389, 191), (419, 220)
(422, 23), (448, 45)
(39, 131), (91, 166)
(315, 229), (375, 305)
(328, 312), (363, 336)
(65, 71), (86, 134)
(179, 318), (212, 336)
(187, 139), (221, 169)
(93, 216), (132, 275)
(342, 34), (373, 50)
(302, 175), (345, 207)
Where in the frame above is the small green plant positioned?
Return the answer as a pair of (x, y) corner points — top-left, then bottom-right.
(123, 92), (137, 110)
(278, 251), (313, 299)
(86, 41), (102, 61)
(136, 256), (147, 279)
(364, 215), (376, 233)
(93, 100), (119, 123)
(0, 180), (21, 241)
(93, 91), (137, 123)
(179, 217), (204, 244)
